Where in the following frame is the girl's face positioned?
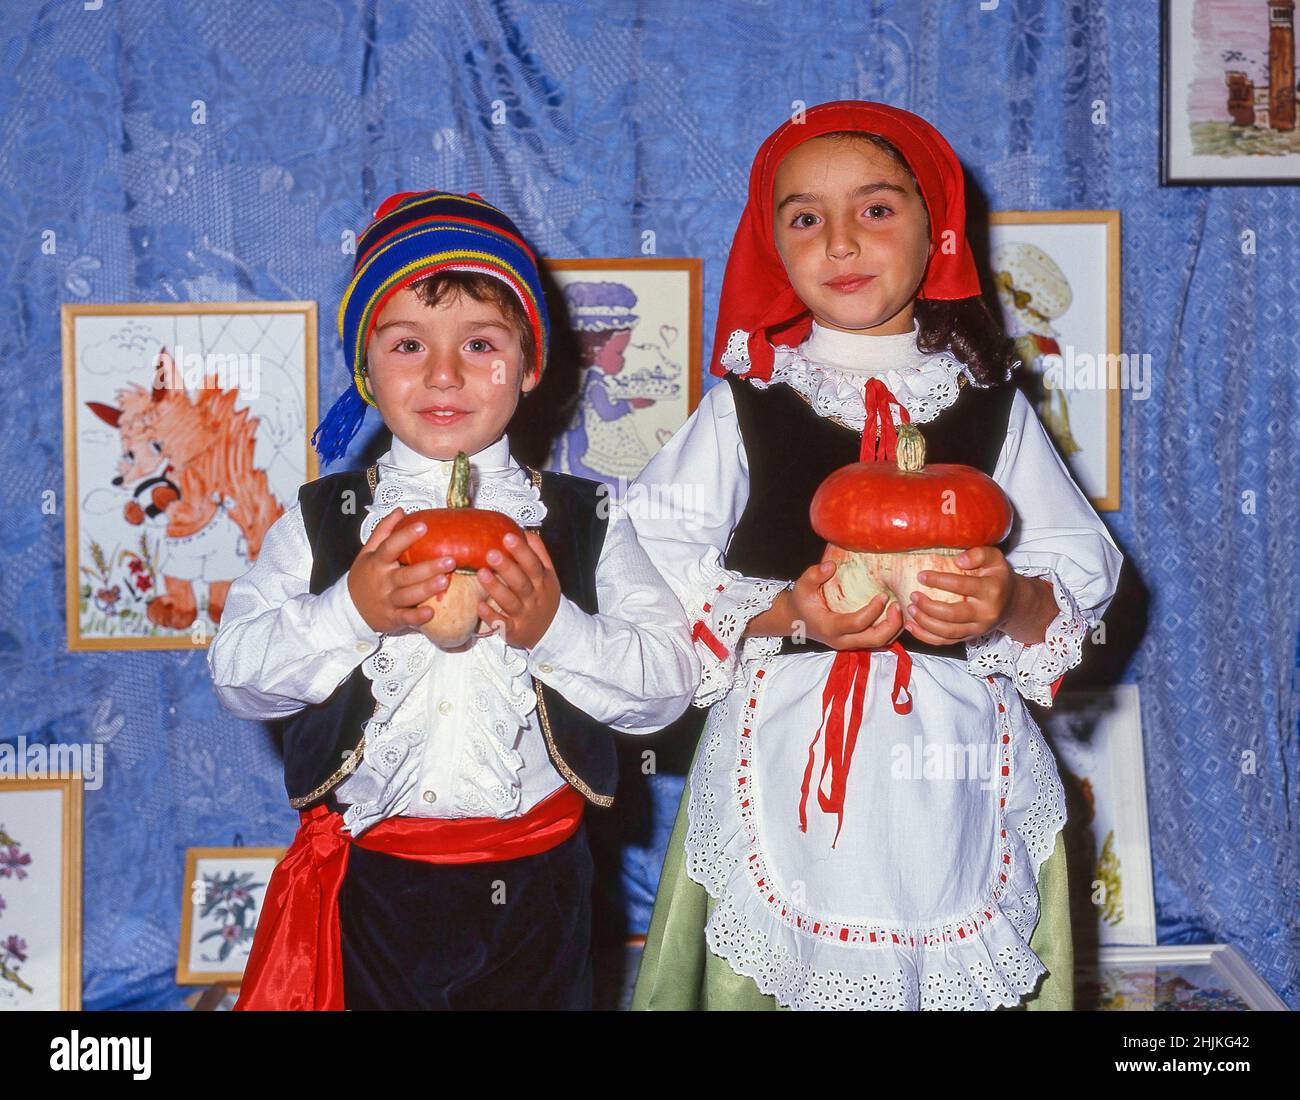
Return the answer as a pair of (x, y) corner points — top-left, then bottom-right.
(773, 135), (933, 336)
(365, 285), (537, 461)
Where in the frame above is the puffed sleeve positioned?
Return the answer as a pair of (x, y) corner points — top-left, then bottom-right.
(625, 381), (791, 708)
(206, 504), (383, 720)
(965, 387), (1124, 706)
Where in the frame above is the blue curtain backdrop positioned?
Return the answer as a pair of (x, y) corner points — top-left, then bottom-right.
(0, 0), (1296, 1010)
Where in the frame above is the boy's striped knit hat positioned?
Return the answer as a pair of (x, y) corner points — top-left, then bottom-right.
(311, 189), (550, 463)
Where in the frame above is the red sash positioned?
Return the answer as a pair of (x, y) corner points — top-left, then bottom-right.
(233, 784), (585, 1011)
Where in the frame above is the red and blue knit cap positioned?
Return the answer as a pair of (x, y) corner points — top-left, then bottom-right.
(311, 189), (550, 463)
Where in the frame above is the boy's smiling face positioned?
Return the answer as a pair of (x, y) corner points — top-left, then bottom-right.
(773, 135), (933, 336)
(365, 284), (537, 461)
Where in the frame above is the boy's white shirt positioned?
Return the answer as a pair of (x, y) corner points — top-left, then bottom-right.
(207, 431), (699, 835)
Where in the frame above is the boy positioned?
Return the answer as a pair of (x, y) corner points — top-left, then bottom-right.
(207, 190), (698, 1010)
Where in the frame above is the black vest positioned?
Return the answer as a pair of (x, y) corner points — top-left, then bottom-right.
(724, 372), (1017, 660)
(268, 462), (617, 810)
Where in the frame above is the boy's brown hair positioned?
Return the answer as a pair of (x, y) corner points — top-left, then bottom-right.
(408, 271), (539, 379)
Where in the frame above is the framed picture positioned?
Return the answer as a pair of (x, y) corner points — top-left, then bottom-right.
(0, 777), (83, 1011)
(1038, 684), (1157, 947)
(543, 259), (702, 486)
(176, 846), (284, 987)
(61, 302), (318, 651)
(987, 211), (1122, 511)
(1163, 0), (1300, 185)
(1078, 944), (1289, 1010)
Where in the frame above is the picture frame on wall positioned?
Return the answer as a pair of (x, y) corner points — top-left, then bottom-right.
(176, 846), (284, 987)
(1162, 0), (1300, 186)
(1077, 944), (1289, 1010)
(0, 776), (82, 1011)
(1038, 684), (1158, 949)
(61, 301), (318, 652)
(542, 258), (702, 487)
(986, 211), (1122, 511)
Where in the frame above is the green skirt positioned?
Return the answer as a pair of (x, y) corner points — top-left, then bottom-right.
(632, 775), (1073, 1011)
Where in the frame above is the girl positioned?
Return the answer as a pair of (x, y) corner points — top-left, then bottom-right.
(208, 190), (697, 1010)
(630, 102), (1123, 1011)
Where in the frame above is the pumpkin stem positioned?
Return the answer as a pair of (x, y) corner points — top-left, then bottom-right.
(446, 451), (471, 509)
(895, 423), (926, 472)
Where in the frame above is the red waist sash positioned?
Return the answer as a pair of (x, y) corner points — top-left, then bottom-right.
(233, 784), (586, 1011)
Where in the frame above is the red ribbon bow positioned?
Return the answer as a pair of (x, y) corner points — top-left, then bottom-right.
(797, 378), (915, 846)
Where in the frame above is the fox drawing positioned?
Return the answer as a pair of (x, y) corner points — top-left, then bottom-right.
(86, 348), (283, 630)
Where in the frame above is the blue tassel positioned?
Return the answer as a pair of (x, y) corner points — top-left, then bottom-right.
(311, 384), (368, 465)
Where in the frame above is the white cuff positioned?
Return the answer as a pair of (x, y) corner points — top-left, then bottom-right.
(317, 573), (383, 656)
(525, 593), (586, 680)
(688, 569), (791, 708)
(965, 567), (1088, 707)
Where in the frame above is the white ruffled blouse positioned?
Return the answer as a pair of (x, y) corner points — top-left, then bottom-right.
(629, 319), (1125, 1010)
(208, 433), (699, 837)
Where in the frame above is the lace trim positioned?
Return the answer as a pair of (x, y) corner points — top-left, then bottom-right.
(369, 468), (545, 527)
(965, 568), (1089, 707)
(336, 483), (544, 834)
(683, 658), (1067, 1010)
(685, 551), (790, 709)
(719, 327), (974, 427)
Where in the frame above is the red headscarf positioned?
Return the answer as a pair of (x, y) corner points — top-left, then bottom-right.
(711, 100), (981, 382)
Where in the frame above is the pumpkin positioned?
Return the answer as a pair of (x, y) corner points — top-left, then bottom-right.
(810, 422), (1013, 621)
(394, 451), (525, 648)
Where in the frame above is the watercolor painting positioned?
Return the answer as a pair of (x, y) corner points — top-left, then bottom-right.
(545, 259), (701, 488)
(988, 211), (1122, 511)
(1038, 685), (1157, 948)
(177, 847), (283, 986)
(1164, 0), (1300, 183)
(0, 779), (82, 1012)
(62, 303), (318, 650)
(1077, 945), (1289, 1010)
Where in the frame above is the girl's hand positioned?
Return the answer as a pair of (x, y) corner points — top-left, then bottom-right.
(907, 545), (1050, 646)
(753, 560), (905, 651)
(347, 508), (457, 634)
(474, 530), (562, 649)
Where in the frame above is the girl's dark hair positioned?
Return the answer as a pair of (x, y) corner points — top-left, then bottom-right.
(817, 130), (1016, 387)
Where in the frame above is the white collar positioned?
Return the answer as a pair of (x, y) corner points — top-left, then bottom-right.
(801, 317), (928, 374)
(367, 431), (545, 528)
(717, 323), (973, 428)
(380, 432), (518, 478)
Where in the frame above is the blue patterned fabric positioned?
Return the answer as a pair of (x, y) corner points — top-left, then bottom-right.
(0, 0), (1295, 1010)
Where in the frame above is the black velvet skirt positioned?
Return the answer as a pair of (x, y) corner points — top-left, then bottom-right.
(337, 820), (593, 1010)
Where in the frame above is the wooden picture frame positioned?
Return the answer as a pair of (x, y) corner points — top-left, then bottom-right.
(986, 211), (1123, 511)
(0, 776), (82, 1011)
(61, 301), (318, 651)
(542, 258), (702, 485)
(177, 846), (284, 987)
(1162, 0), (1300, 186)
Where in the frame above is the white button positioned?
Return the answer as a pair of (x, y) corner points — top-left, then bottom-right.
(422, 789), (437, 804)
(437, 699), (453, 716)
(354, 641), (370, 654)
(538, 662), (554, 674)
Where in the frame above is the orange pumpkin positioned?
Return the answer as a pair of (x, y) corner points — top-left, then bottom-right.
(395, 451), (524, 648)
(810, 423), (1013, 620)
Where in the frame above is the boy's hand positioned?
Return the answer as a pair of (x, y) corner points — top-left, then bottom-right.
(475, 530), (561, 649)
(767, 560), (905, 651)
(347, 508), (457, 634)
(907, 545), (1018, 645)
